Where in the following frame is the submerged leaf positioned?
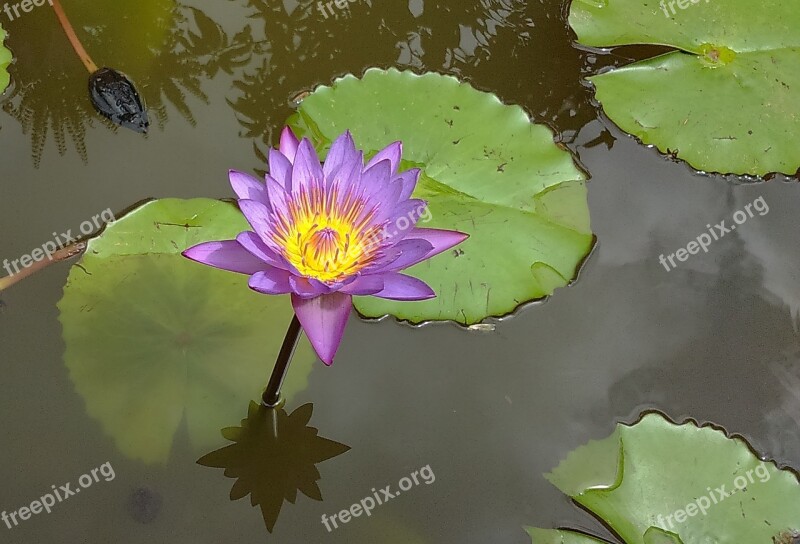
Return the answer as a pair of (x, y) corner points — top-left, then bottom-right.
(527, 413), (800, 543)
(569, 0), (800, 176)
(289, 68), (594, 325)
(58, 199), (315, 464)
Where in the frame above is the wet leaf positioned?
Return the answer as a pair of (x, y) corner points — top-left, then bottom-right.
(527, 413), (800, 543)
(569, 0), (800, 176)
(0, 22), (10, 94)
(289, 68), (594, 325)
(57, 199), (315, 464)
(524, 528), (610, 543)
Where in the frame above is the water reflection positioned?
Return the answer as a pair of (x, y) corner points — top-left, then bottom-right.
(1, 1), (257, 165)
(197, 401), (350, 533)
(228, 0), (592, 169)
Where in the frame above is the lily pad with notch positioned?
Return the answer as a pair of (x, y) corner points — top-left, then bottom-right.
(569, 0), (800, 177)
(525, 412), (800, 543)
(288, 68), (594, 325)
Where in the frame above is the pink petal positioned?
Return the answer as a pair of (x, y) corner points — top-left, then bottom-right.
(365, 141), (402, 173)
(182, 240), (268, 275)
(248, 268), (292, 294)
(280, 127), (300, 162)
(371, 272), (436, 301)
(291, 292), (353, 366)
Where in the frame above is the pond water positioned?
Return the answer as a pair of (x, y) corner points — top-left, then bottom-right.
(1, 0), (799, 542)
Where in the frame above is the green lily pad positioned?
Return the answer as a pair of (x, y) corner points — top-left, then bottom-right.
(526, 413), (800, 543)
(288, 68), (594, 325)
(57, 198), (314, 464)
(0, 22), (10, 94)
(569, 0), (800, 176)
(525, 528), (611, 543)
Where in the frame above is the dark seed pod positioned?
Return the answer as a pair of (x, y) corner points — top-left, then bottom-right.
(88, 67), (149, 133)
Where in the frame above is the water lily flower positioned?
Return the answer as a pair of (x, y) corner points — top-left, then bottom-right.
(183, 127), (468, 365)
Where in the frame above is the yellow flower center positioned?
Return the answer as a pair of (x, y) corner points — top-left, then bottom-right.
(272, 185), (384, 283)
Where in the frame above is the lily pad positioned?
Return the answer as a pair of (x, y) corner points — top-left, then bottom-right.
(525, 528), (609, 543)
(0, 22), (10, 94)
(288, 68), (594, 325)
(58, 199), (314, 464)
(569, 0), (800, 176)
(526, 413), (800, 543)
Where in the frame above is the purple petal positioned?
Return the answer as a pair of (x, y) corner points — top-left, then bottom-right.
(236, 231), (294, 272)
(248, 268), (292, 295)
(229, 170), (268, 206)
(238, 199), (274, 241)
(339, 274), (385, 295)
(182, 240), (268, 275)
(371, 272), (436, 301)
(360, 161), (399, 203)
(394, 168), (421, 201)
(280, 127), (300, 162)
(264, 176), (291, 219)
(268, 149), (292, 191)
(399, 228), (470, 266)
(372, 198), (427, 233)
(291, 292), (353, 365)
(289, 276), (331, 298)
(378, 238), (434, 271)
(365, 141), (402, 174)
(328, 149), (364, 196)
(323, 131), (358, 180)
(291, 139), (324, 195)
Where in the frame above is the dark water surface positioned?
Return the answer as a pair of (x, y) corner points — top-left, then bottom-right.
(1, 0), (799, 542)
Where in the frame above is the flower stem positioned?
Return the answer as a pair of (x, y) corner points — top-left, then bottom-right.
(0, 242), (86, 292)
(51, 0), (99, 74)
(262, 315), (302, 408)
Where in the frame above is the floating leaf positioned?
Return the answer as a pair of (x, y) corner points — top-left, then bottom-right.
(526, 413), (800, 543)
(524, 528), (609, 543)
(0, 22), (10, 94)
(58, 199), (314, 464)
(569, 0), (800, 176)
(289, 68), (593, 324)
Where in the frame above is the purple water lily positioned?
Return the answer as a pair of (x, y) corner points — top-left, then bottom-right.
(183, 127), (468, 365)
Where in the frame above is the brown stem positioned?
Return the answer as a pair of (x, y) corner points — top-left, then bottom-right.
(0, 242), (86, 292)
(50, 0), (98, 74)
